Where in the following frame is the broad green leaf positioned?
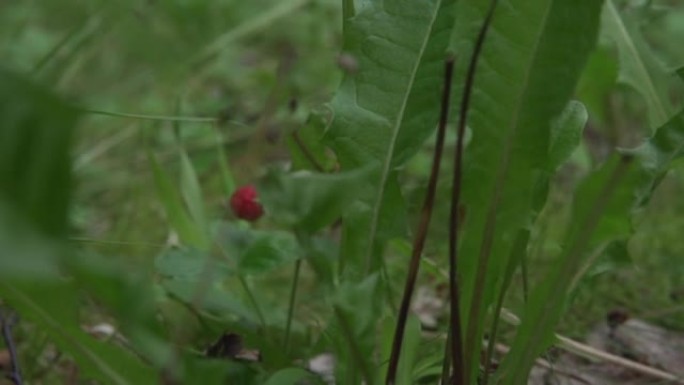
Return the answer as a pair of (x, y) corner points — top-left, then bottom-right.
(263, 368), (316, 385)
(603, 0), (683, 129)
(259, 166), (376, 233)
(500, 109), (684, 383)
(447, 0), (602, 380)
(147, 150), (210, 250)
(324, 0), (456, 273)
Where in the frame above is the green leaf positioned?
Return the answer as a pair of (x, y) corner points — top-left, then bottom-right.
(287, 112), (334, 172)
(155, 247), (255, 321)
(0, 70), (155, 384)
(259, 166), (376, 233)
(448, 0), (602, 379)
(179, 148), (209, 236)
(576, 47), (619, 127)
(324, 0), (456, 273)
(548, 101), (588, 173)
(67, 252), (171, 366)
(603, 0), (683, 129)
(0, 231), (157, 385)
(147, 150), (210, 250)
(377, 315), (421, 385)
(500, 109), (684, 383)
(155, 248), (230, 281)
(332, 274), (383, 385)
(263, 368), (315, 385)
(238, 230), (300, 274)
(0, 68), (77, 237)
(529, 101), (588, 214)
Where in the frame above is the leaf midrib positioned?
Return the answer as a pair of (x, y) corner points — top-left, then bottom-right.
(363, 0), (444, 273)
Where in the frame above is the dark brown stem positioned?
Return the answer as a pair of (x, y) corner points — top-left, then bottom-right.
(1, 308), (23, 385)
(385, 57), (456, 385)
(446, 1), (499, 384)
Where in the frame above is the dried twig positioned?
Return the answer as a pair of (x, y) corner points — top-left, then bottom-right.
(500, 308), (684, 384)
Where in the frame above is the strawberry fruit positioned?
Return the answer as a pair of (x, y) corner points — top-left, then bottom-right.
(230, 185), (264, 221)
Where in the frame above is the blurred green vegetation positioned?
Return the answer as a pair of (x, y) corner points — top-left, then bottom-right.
(2, 0), (684, 383)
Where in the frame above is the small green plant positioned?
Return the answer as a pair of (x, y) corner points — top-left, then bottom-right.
(2, 0), (684, 385)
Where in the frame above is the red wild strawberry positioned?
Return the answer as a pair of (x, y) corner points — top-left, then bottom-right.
(230, 185), (264, 221)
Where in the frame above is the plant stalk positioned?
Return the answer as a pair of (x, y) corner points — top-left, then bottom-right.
(284, 258), (302, 354)
(445, 1), (500, 383)
(386, 57), (455, 385)
(1, 308), (23, 385)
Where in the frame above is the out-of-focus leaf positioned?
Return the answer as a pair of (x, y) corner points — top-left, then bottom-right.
(332, 274), (382, 385)
(576, 47), (619, 127)
(259, 166), (375, 233)
(448, 0), (602, 379)
(67, 252), (172, 366)
(155, 247), (255, 320)
(603, 0), (683, 129)
(148, 150), (210, 250)
(238, 230), (300, 274)
(304, 236), (339, 287)
(263, 368), (316, 385)
(377, 315), (421, 385)
(500, 109), (684, 383)
(162, 280), (256, 322)
(585, 240), (631, 279)
(155, 248), (230, 281)
(548, 101), (589, 173)
(179, 148), (208, 236)
(0, 69), (155, 384)
(0, 68), (77, 237)
(324, 0), (456, 274)
(528, 101), (588, 214)
(287, 111), (334, 172)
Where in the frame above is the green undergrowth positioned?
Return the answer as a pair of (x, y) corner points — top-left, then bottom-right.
(2, 1), (684, 384)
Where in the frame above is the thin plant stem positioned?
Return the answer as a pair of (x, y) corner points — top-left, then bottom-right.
(440, 331), (452, 385)
(284, 259), (302, 354)
(292, 130), (325, 172)
(1, 308), (23, 385)
(481, 231), (528, 385)
(238, 275), (268, 329)
(386, 57), (456, 385)
(82, 108), (218, 123)
(445, 1), (500, 383)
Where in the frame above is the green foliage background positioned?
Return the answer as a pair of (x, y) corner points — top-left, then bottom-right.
(2, 0), (684, 384)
